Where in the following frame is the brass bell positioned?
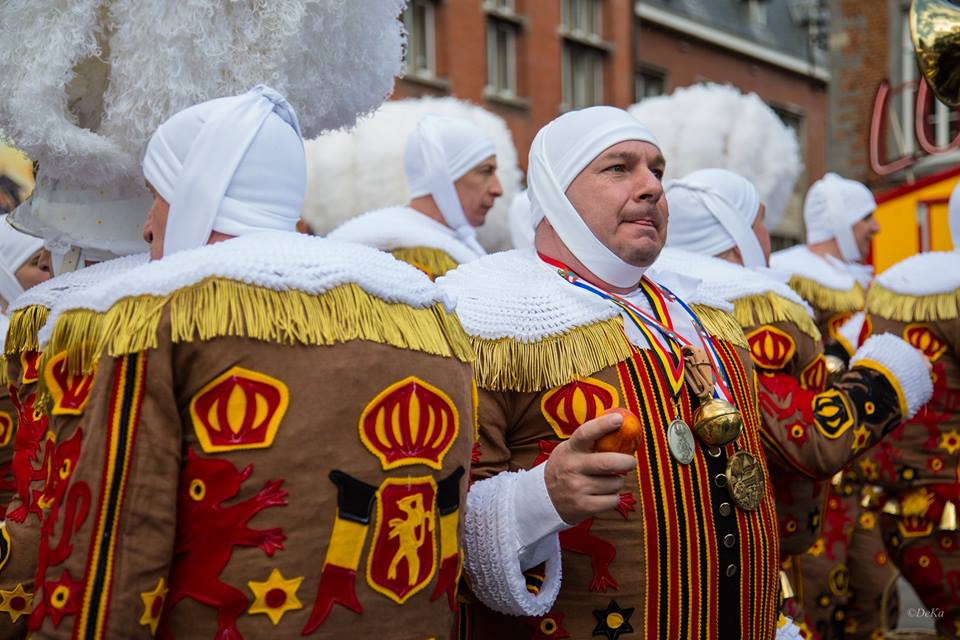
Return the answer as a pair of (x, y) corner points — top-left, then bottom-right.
(692, 397), (743, 447)
(779, 570), (796, 601)
(940, 500), (958, 531)
(824, 354), (846, 387)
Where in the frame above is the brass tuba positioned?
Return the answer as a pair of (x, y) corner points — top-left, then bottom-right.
(911, 0), (960, 107)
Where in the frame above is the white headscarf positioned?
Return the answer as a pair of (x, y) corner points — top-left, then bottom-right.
(142, 85), (306, 257)
(803, 173), (876, 263)
(0, 215), (43, 303)
(528, 106), (661, 288)
(404, 115), (496, 257)
(948, 180), (960, 251)
(665, 168), (765, 268)
(507, 190), (543, 251)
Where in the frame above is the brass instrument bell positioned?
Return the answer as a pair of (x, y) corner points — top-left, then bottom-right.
(911, 0), (960, 107)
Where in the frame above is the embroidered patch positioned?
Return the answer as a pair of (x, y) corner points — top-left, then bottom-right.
(592, 600), (635, 639)
(20, 351), (39, 385)
(248, 568), (304, 625)
(44, 351), (96, 416)
(366, 476), (438, 604)
(812, 390), (855, 439)
(850, 424), (872, 454)
(0, 411), (12, 448)
(0, 527), (10, 573)
(138, 578), (168, 636)
(7, 392), (50, 523)
(746, 326), (797, 370)
(526, 611), (572, 639)
(903, 324), (948, 362)
(800, 355), (828, 392)
(44, 569), (83, 628)
(359, 376), (459, 470)
(189, 366), (290, 453)
(162, 449), (287, 639)
(827, 312), (853, 341)
(541, 377), (619, 439)
(828, 564), (849, 597)
(0, 584), (32, 623)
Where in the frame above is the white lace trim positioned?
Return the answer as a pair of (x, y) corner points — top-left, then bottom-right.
(327, 205), (483, 265)
(852, 333), (933, 419)
(769, 245), (858, 292)
(874, 251), (960, 296)
(438, 250), (730, 345)
(38, 232), (451, 346)
(8, 253), (150, 313)
(464, 471), (562, 616)
(652, 247), (813, 313)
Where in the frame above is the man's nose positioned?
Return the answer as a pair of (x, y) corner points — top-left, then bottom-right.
(635, 171), (663, 202)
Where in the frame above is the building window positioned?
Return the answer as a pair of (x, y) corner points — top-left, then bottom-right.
(403, 0), (437, 79)
(561, 0), (608, 109)
(635, 66), (667, 101)
(486, 12), (519, 97)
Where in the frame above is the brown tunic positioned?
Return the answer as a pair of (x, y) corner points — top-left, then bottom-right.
(28, 304), (475, 639)
(461, 329), (781, 640)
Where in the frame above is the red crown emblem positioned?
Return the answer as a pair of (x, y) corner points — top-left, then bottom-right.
(20, 351), (40, 384)
(903, 324), (947, 362)
(746, 326), (797, 370)
(189, 367), (289, 453)
(44, 351), (96, 416)
(541, 377), (619, 439)
(800, 355), (828, 392)
(827, 312), (854, 340)
(359, 377), (459, 470)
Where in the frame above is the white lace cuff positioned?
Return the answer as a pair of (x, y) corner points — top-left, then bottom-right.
(851, 333), (933, 419)
(464, 470), (563, 616)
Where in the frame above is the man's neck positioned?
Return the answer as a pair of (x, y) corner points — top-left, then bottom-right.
(534, 225), (640, 295)
(807, 239), (843, 262)
(408, 196), (449, 228)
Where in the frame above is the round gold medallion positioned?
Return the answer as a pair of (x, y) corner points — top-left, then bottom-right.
(725, 450), (765, 511)
(693, 398), (742, 447)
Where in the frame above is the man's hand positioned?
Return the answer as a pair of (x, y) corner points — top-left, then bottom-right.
(543, 412), (637, 524)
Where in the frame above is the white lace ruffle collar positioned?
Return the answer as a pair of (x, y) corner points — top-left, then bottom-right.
(328, 205), (483, 265)
(875, 251), (960, 296)
(769, 244), (858, 291)
(437, 249), (731, 343)
(38, 232), (452, 346)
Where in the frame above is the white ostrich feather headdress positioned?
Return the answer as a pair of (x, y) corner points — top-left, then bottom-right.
(0, 0), (407, 258)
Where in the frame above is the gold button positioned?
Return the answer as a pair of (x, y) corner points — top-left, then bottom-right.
(719, 502), (732, 516)
(725, 564), (737, 577)
(715, 474), (727, 488)
(723, 534), (736, 548)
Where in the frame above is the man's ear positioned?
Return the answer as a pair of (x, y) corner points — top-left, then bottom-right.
(296, 218), (313, 235)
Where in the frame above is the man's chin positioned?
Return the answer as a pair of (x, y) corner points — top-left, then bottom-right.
(617, 240), (664, 268)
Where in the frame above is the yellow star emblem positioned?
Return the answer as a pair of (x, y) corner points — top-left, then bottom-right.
(0, 583), (32, 623)
(248, 568), (304, 625)
(807, 538), (825, 557)
(139, 577), (168, 636)
(850, 424), (871, 454)
(858, 457), (879, 481)
(939, 429), (960, 455)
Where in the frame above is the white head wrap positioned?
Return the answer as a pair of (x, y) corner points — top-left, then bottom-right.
(948, 180), (960, 251)
(665, 168), (765, 268)
(142, 85), (306, 257)
(403, 115), (496, 256)
(803, 173), (876, 263)
(507, 190), (543, 251)
(528, 106), (661, 288)
(0, 215), (44, 303)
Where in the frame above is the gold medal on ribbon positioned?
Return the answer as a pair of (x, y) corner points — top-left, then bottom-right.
(682, 346), (743, 447)
(725, 450), (765, 511)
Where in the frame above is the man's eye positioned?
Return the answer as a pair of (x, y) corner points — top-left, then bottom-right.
(651, 168), (664, 180)
(606, 164), (627, 173)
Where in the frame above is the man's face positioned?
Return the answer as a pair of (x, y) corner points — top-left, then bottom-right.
(143, 182), (169, 260)
(564, 140), (667, 268)
(753, 203), (772, 266)
(852, 212), (880, 261)
(15, 249), (51, 290)
(454, 155), (503, 227)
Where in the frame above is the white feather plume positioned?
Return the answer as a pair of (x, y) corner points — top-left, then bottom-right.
(629, 83), (802, 229)
(0, 0), (407, 187)
(303, 96), (522, 252)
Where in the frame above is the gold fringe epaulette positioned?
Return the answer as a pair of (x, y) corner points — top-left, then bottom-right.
(787, 275), (864, 314)
(4, 304), (50, 357)
(866, 282), (960, 322)
(690, 304), (749, 350)
(471, 318), (632, 393)
(732, 292), (821, 342)
(44, 279), (474, 376)
(391, 247), (459, 279)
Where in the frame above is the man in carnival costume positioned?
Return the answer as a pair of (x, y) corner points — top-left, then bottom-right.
(443, 106), (783, 639)
(660, 168), (932, 639)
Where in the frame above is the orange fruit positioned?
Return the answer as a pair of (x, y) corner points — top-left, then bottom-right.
(593, 407), (642, 455)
